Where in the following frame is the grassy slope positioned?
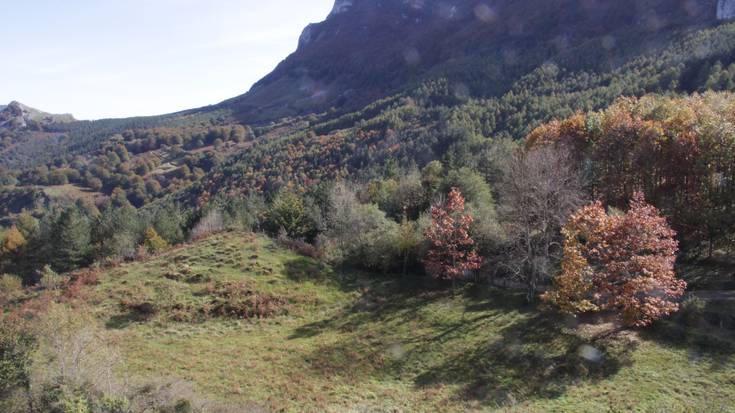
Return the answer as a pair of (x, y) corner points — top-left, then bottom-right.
(83, 232), (735, 412)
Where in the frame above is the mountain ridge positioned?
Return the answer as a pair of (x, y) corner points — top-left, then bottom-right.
(218, 0), (723, 123)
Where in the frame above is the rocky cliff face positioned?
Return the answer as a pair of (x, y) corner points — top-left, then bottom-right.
(222, 0), (721, 123)
(718, 0), (735, 19)
(330, 0), (354, 16)
(0, 101), (75, 131)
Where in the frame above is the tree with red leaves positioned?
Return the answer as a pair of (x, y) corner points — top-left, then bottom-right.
(543, 192), (686, 327)
(424, 188), (482, 283)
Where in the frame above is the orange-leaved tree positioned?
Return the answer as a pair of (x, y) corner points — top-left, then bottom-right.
(1, 226), (26, 256)
(424, 188), (482, 283)
(543, 192), (686, 327)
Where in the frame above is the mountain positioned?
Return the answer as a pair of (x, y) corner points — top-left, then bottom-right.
(5, 0), (735, 210)
(0, 101), (75, 131)
(220, 0), (727, 123)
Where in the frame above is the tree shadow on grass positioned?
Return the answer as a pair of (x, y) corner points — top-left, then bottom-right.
(105, 311), (144, 329)
(282, 256), (334, 283)
(413, 311), (634, 406)
(641, 298), (735, 372)
(286, 278), (635, 406)
(288, 271), (455, 339)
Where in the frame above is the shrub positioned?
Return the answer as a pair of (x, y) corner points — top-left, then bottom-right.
(143, 227), (169, 254)
(277, 229), (322, 259)
(0, 226), (26, 256)
(120, 300), (158, 320)
(323, 183), (401, 272)
(59, 391), (91, 413)
(678, 296), (707, 326)
(0, 316), (35, 398)
(206, 281), (288, 319)
(39, 265), (64, 291)
(63, 269), (101, 300)
(0, 274), (23, 296)
(265, 190), (315, 239)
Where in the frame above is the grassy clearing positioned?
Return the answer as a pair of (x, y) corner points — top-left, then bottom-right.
(79, 231), (735, 412)
(41, 183), (102, 204)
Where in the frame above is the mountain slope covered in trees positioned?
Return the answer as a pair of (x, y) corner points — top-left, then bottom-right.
(3, 2), (735, 412)
(220, 0), (725, 121)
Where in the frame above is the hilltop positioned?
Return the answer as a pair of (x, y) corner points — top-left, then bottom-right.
(0, 101), (75, 131)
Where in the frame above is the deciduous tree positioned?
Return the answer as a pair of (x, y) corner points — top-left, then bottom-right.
(423, 188), (482, 283)
(543, 192), (686, 327)
(0, 227), (26, 257)
(143, 228), (169, 254)
(500, 146), (584, 301)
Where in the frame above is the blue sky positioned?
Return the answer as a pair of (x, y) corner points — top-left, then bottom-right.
(0, 1), (334, 119)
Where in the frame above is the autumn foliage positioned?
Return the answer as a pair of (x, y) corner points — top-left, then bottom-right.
(526, 93), (735, 253)
(0, 226), (26, 256)
(543, 192), (686, 327)
(424, 188), (482, 281)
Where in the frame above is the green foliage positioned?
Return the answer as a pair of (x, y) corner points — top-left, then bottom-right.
(323, 184), (400, 272)
(149, 202), (186, 245)
(98, 396), (130, 413)
(93, 202), (142, 260)
(0, 318), (35, 398)
(15, 211), (39, 240)
(0, 274), (23, 296)
(39, 265), (63, 290)
(143, 228), (169, 254)
(60, 391), (91, 413)
(266, 190), (314, 239)
(50, 207), (92, 272)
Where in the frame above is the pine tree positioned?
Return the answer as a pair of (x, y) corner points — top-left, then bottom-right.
(267, 190), (311, 239)
(50, 207), (92, 272)
(93, 202), (142, 260)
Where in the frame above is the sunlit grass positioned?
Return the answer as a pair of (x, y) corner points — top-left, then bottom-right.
(85, 231), (735, 412)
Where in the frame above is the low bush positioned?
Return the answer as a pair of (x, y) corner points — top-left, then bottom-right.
(120, 299), (159, 321)
(0, 274), (23, 296)
(205, 280), (289, 319)
(38, 265), (64, 291)
(63, 269), (101, 300)
(277, 230), (322, 259)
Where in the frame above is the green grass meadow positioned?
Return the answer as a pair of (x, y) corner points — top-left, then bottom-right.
(74, 231), (735, 412)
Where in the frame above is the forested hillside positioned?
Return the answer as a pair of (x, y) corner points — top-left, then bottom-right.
(2, 1), (735, 412)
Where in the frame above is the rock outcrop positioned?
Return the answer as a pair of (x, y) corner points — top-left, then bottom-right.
(0, 101), (75, 131)
(718, 0), (735, 19)
(330, 0), (354, 16)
